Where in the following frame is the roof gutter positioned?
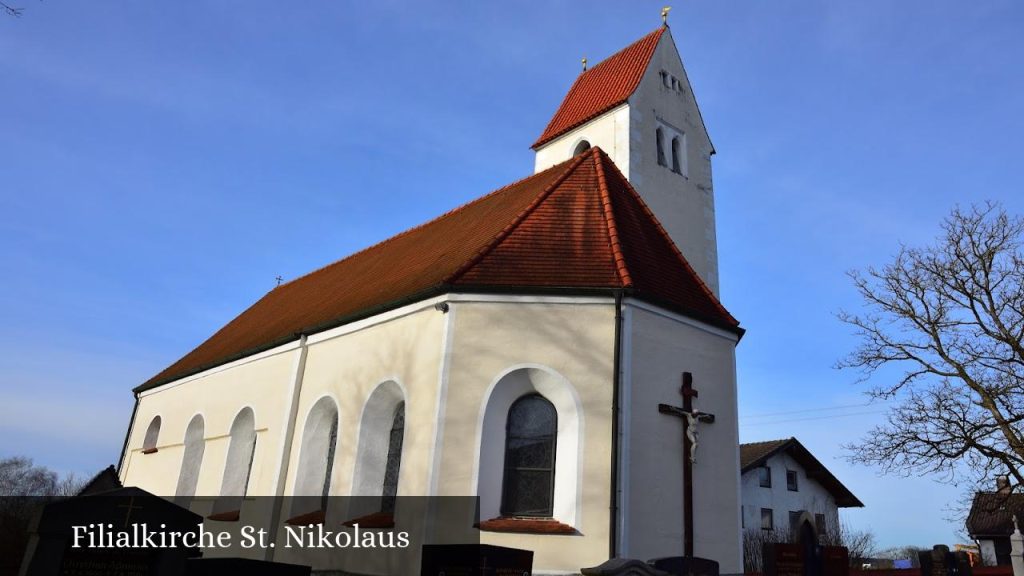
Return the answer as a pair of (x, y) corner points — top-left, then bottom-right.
(116, 392), (140, 479)
(609, 289), (624, 558)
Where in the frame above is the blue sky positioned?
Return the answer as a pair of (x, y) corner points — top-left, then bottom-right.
(2, 1), (1023, 550)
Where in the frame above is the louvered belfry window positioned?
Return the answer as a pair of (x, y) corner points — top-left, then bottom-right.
(501, 394), (557, 517)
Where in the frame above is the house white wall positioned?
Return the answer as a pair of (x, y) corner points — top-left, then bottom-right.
(740, 451), (840, 536)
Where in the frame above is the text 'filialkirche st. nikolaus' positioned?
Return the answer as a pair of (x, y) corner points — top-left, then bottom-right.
(118, 21), (750, 575)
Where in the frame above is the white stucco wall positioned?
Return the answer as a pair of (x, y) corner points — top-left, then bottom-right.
(621, 300), (742, 573)
(534, 104), (631, 174)
(739, 451), (840, 536)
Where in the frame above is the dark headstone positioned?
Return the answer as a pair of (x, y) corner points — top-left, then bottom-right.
(820, 547), (849, 576)
(764, 543), (804, 576)
(581, 558), (671, 576)
(21, 487), (201, 576)
(648, 556), (720, 576)
(420, 543), (533, 576)
(186, 557), (311, 576)
(918, 546), (972, 576)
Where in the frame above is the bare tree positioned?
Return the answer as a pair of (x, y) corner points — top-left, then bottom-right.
(743, 521), (876, 571)
(1, 2), (23, 17)
(838, 203), (1024, 492)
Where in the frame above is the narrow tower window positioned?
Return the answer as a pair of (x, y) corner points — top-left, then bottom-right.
(671, 137), (682, 173)
(656, 127), (666, 167)
(573, 140), (591, 156)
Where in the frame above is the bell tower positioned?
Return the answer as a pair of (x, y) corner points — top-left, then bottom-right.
(532, 25), (720, 295)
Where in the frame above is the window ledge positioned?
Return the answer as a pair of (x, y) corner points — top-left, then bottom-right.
(285, 509), (325, 526)
(477, 517), (576, 535)
(343, 512), (395, 529)
(207, 510), (240, 522)
(141, 447), (158, 455)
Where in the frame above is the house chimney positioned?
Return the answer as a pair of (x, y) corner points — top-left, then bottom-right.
(997, 475), (1011, 493)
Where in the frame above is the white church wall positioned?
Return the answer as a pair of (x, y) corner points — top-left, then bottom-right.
(288, 304), (446, 503)
(121, 345), (297, 500)
(623, 300), (742, 573)
(739, 452), (840, 536)
(533, 104), (630, 173)
(627, 30), (720, 296)
(438, 297), (617, 574)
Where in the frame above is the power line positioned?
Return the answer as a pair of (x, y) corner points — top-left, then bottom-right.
(740, 409), (886, 427)
(741, 401), (890, 420)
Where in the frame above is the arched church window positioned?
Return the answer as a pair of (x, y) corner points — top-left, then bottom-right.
(142, 416), (161, 454)
(211, 408), (257, 519)
(381, 402), (405, 514)
(573, 140), (591, 156)
(656, 127), (667, 167)
(175, 414), (205, 507)
(671, 136), (682, 173)
(293, 397), (339, 515)
(501, 394), (557, 517)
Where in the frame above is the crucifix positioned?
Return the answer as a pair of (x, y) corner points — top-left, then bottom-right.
(117, 496), (144, 528)
(658, 371), (715, 559)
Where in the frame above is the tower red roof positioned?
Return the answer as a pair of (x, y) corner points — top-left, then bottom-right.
(139, 148), (739, 391)
(532, 27), (665, 149)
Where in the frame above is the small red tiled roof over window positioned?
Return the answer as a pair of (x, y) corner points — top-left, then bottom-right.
(139, 148), (740, 392)
(532, 27), (665, 149)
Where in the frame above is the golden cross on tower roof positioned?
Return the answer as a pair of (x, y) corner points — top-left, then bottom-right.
(661, 6), (671, 26)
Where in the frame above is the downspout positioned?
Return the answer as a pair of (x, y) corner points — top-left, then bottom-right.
(266, 334), (310, 562)
(609, 290), (624, 558)
(117, 393), (140, 479)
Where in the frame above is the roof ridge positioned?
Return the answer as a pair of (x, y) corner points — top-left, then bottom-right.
(602, 152), (739, 327)
(584, 27), (663, 75)
(532, 27), (665, 149)
(272, 159), (577, 292)
(444, 151), (594, 285)
(592, 147), (633, 287)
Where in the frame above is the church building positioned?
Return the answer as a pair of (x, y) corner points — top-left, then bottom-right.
(118, 23), (745, 575)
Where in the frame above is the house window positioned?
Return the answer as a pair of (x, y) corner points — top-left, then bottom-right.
(656, 127), (667, 167)
(759, 466), (771, 488)
(761, 508), (774, 531)
(501, 394), (557, 517)
(789, 511), (802, 531)
(787, 470), (799, 491)
(816, 513), (827, 534)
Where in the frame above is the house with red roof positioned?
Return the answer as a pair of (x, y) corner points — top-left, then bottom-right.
(118, 20), (743, 575)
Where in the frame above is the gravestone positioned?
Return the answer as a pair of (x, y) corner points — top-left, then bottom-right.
(648, 556), (720, 576)
(186, 557), (310, 575)
(420, 543), (533, 576)
(918, 546), (972, 576)
(820, 546), (849, 576)
(20, 487), (202, 576)
(764, 543), (804, 576)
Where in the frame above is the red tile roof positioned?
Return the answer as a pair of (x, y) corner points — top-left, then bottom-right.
(740, 438), (864, 508)
(139, 147), (740, 392)
(532, 27), (665, 149)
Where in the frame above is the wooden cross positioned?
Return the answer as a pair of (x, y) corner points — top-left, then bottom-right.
(117, 496), (143, 528)
(658, 372), (715, 559)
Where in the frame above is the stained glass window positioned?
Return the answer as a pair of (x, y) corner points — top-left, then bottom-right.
(501, 394), (557, 517)
(381, 402), (405, 514)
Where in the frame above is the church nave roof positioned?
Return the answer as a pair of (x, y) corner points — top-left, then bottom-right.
(139, 147), (740, 392)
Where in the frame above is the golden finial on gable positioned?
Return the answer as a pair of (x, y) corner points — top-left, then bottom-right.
(581, 57), (588, 72)
(661, 6), (671, 26)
